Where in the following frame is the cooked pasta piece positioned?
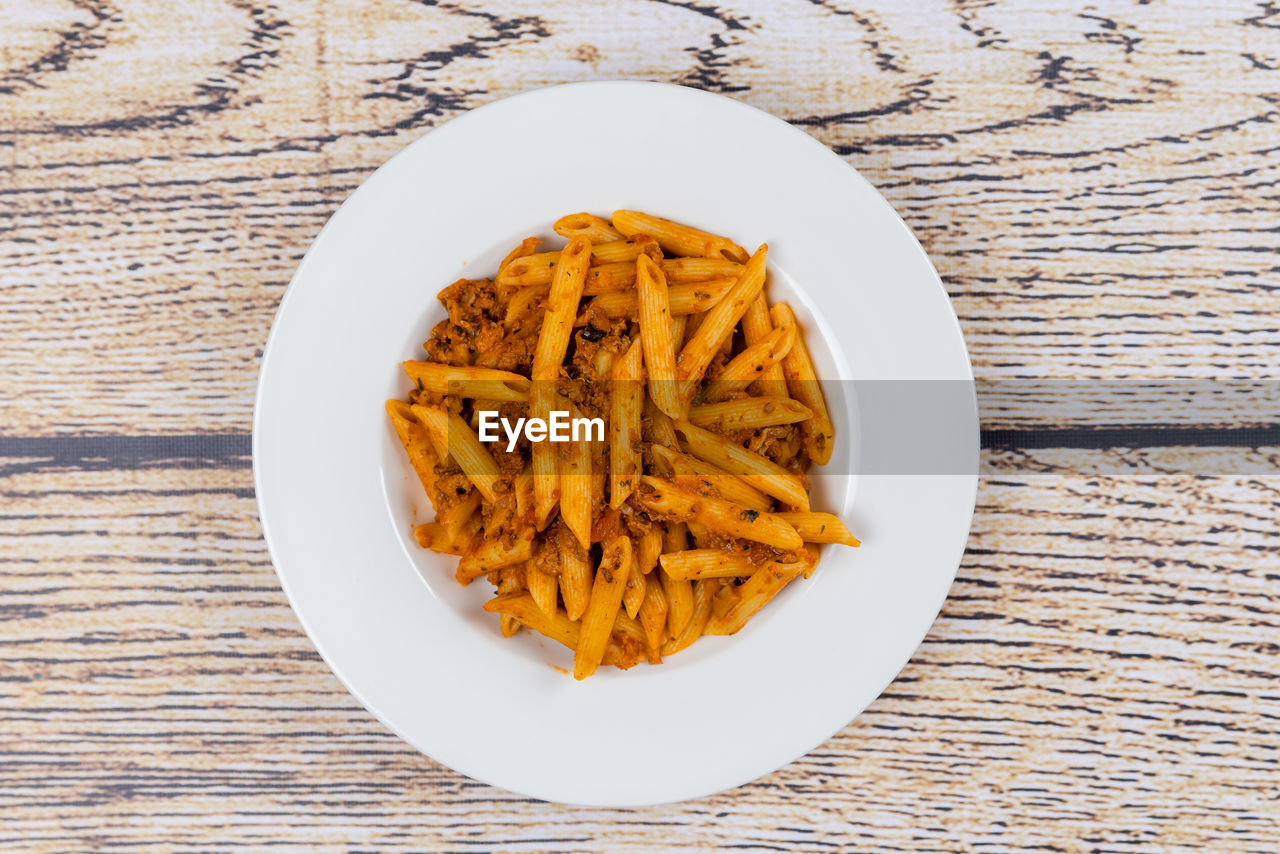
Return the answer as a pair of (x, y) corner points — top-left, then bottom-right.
(675, 420), (811, 511)
(741, 292), (791, 399)
(676, 243), (768, 388)
(703, 324), (794, 401)
(499, 237), (661, 287)
(412, 522), (462, 556)
(636, 476), (803, 550)
(650, 445), (771, 512)
(584, 278), (735, 322)
(532, 238), (591, 376)
(660, 579), (715, 655)
(703, 553), (815, 635)
(388, 213), (854, 676)
(687, 396), (813, 432)
(554, 212), (624, 243)
(659, 549), (810, 580)
(637, 573), (669, 662)
(497, 236), (542, 278)
(622, 558), (647, 621)
(592, 235), (661, 265)
(612, 210), (748, 262)
(658, 566), (694, 641)
(527, 538), (559, 618)
(402, 362), (531, 402)
(574, 536), (633, 680)
(495, 570), (524, 638)
(385, 400), (439, 495)
(636, 254), (685, 419)
(609, 337), (644, 508)
(530, 239), (591, 527)
(560, 414), (594, 550)
(456, 528), (535, 584)
(411, 405), (502, 503)
(771, 302), (835, 466)
(483, 593), (640, 668)
(635, 526), (663, 575)
(558, 533), (593, 622)
(773, 512), (860, 547)
(662, 257), (743, 283)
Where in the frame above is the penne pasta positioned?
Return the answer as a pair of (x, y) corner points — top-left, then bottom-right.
(703, 323), (794, 401)
(659, 549), (810, 581)
(622, 556), (647, 621)
(644, 397), (681, 461)
(560, 403), (596, 550)
(531, 386), (559, 530)
(533, 238), (591, 379)
(774, 512), (860, 547)
(675, 243), (769, 388)
(527, 538), (559, 617)
(662, 257), (744, 283)
(483, 593), (641, 668)
(497, 236), (542, 280)
(438, 489), (481, 540)
(496, 237), (661, 287)
(636, 476), (803, 550)
(771, 302), (836, 466)
(411, 404), (502, 503)
(391, 215), (851, 675)
(612, 210), (748, 262)
(402, 361), (531, 402)
(636, 526), (663, 575)
(609, 337), (644, 509)
(558, 530), (593, 621)
(581, 256), (748, 295)
(527, 564), (558, 617)
(703, 556), (812, 636)
(636, 254), (684, 419)
(554, 212), (623, 243)
(582, 278), (736, 322)
(495, 570), (523, 638)
(650, 445), (772, 512)
(385, 399), (439, 496)
(637, 573), (669, 662)
(688, 396), (813, 432)
(504, 283), (549, 326)
(412, 522), (462, 556)
(658, 566), (694, 641)
(676, 419), (811, 511)
(741, 292), (790, 398)
(582, 260), (636, 294)
(456, 528), (535, 584)
(660, 578), (715, 655)
(593, 234), (661, 265)
(574, 536), (633, 680)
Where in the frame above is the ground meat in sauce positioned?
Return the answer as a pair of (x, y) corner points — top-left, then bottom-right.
(414, 255), (817, 606)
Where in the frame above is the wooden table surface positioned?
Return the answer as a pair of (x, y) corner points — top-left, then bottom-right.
(3, 1), (1279, 850)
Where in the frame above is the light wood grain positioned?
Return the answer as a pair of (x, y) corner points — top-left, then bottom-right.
(3, 0), (1279, 849)
(2, 1), (1279, 435)
(1, 461), (1277, 850)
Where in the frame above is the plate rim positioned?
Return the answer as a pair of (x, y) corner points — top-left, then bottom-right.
(253, 80), (978, 806)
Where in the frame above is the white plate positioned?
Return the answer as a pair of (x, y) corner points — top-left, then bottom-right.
(254, 81), (977, 806)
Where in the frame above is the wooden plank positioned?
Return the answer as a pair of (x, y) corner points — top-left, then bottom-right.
(1, 462), (1276, 849)
(2, 2), (1279, 435)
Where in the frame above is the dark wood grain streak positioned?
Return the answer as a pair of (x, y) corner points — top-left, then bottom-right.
(3, 0), (1279, 848)
(3, 1), (1279, 435)
(1, 464), (1277, 850)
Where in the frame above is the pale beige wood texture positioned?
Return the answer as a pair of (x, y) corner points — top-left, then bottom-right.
(1, 462), (1277, 851)
(2, 0), (1279, 849)
(2, 1), (1279, 435)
